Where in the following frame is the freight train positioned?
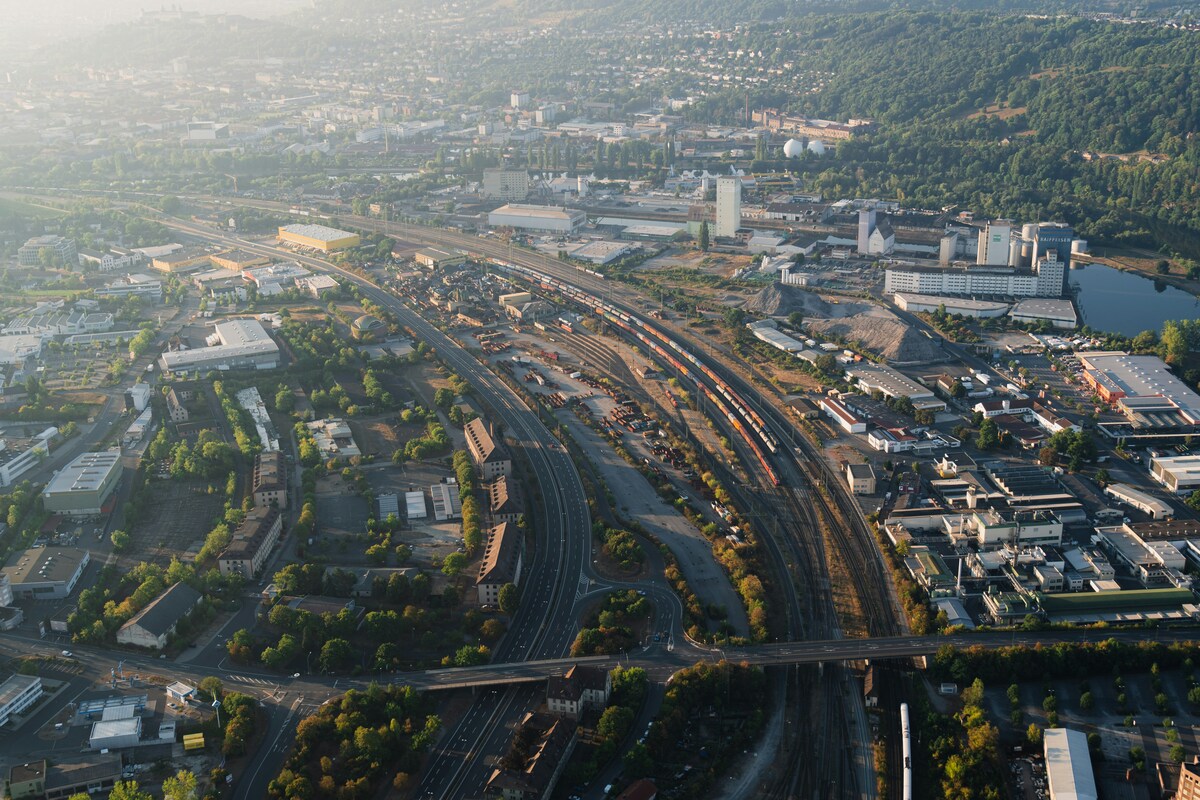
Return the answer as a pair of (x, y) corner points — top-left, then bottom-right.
(490, 258), (781, 486)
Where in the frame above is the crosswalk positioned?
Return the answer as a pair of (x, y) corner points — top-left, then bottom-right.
(228, 674), (275, 686)
(39, 659), (84, 676)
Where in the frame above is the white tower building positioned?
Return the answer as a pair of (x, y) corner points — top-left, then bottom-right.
(715, 177), (742, 238)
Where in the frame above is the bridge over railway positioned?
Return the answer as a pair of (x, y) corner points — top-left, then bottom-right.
(392, 628), (1197, 692)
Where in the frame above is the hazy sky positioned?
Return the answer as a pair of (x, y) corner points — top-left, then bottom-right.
(0, 0), (309, 57)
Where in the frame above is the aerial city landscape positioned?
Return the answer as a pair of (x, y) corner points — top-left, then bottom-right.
(2, 0), (1200, 798)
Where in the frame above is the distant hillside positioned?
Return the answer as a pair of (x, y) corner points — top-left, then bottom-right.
(518, 0), (1199, 25)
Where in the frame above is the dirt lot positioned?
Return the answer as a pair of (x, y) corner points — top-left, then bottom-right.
(352, 418), (402, 457)
(127, 476), (226, 566)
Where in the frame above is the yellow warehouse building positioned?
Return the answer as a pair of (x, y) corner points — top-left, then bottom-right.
(277, 224), (361, 252)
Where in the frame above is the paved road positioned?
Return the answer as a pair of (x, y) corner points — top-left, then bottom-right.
(559, 408), (749, 637)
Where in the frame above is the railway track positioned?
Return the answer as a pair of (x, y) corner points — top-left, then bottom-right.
(153, 204), (904, 797)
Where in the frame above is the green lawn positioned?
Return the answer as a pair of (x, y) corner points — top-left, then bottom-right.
(0, 196), (67, 219)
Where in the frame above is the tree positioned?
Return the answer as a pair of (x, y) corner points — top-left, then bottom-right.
(319, 638), (354, 672)
(162, 771), (198, 800)
(1094, 468), (1110, 488)
(1079, 691), (1094, 711)
(697, 220), (710, 252)
(1026, 723), (1042, 747)
(814, 353), (838, 375)
(596, 705), (634, 742)
(107, 782), (154, 800)
(787, 311), (804, 330)
(109, 530), (131, 552)
(498, 583), (520, 614)
(198, 676), (223, 703)
(442, 552), (467, 577)
(976, 418), (1001, 450)
(1157, 259), (1171, 275)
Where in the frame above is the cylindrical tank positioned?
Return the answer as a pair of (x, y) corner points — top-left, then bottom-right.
(1009, 237), (1023, 267)
(1071, 239), (1088, 255)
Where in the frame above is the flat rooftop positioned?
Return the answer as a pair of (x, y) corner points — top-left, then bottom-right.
(43, 451), (120, 495)
(279, 223), (357, 241)
(1080, 352), (1200, 419)
(1010, 297), (1078, 322)
(846, 363), (933, 399)
(1152, 455), (1200, 481)
(160, 318), (279, 371)
(2, 546), (88, 585)
(893, 293), (1009, 312)
(0, 674), (40, 707)
(491, 204), (582, 221)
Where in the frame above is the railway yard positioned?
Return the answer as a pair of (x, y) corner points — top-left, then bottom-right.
(10, 193), (1200, 800)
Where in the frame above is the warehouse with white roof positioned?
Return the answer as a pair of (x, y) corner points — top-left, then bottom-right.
(277, 224), (360, 252)
(1043, 728), (1097, 800)
(488, 204), (585, 234)
(159, 318), (280, 374)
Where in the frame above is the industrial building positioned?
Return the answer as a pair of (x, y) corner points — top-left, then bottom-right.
(845, 463), (877, 495)
(158, 318), (280, 373)
(845, 364), (946, 412)
(477, 522), (524, 606)
(218, 507), (283, 579)
(295, 274), (339, 297)
(1043, 728), (1097, 800)
(1104, 483), (1173, 519)
(115, 582), (202, 649)
(306, 418), (360, 459)
(892, 293), (1009, 319)
(149, 251), (210, 274)
(566, 241), (636, 265)
(487, 204), (585, 234)
(884, 255), (1066, 298)
(0, 674), (42, 727)
(1096, 524), (1189, 589)
(242, 262), (310, 294)
(431, 482), (462, 521)
(414, 248), (467, 270)
(277, 224), (361, 252)
(41, 450), (123, 515)
(465, 418), (512, 479)
(30, 755), (123, 799)
(405, 491), (427, 520)
(88, 716), (142, 751)
(210, 250), (270, 271)
(715, 176), (742, 238)
(1009, 298), (1078, 329)
(1151, 455), (1200, 494)
(1078, 352), (1200, 419)
(971, 509), (1063, 549)
(1, 546), (89, 601)
(820, 396), (867, 434)
(0, 334), (46, 366)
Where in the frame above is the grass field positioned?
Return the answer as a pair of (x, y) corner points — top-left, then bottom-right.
(0, 196), (67, 219)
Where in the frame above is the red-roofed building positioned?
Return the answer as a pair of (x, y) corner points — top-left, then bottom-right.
(616, 779), (658, 800)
